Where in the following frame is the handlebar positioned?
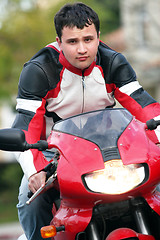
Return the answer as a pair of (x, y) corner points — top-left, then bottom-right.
(145, 119), (160, 130)
(27, 150), (60, 202)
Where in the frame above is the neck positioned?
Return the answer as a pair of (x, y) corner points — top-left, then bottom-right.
(59, 51), (96, 76)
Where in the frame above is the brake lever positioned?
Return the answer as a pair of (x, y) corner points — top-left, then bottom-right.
(26, 150), (60, 204)
(26, 171), (57, 205)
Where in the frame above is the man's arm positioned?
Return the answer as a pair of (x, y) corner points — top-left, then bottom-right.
(112, 53), (160, 143)
(12, 62), (51, 179)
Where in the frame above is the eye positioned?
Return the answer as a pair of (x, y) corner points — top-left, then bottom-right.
(85, 38), (91, 42)
(68, 39), (77, 44)
(70, 40), (75, 44)
(84, 37), (94, 43)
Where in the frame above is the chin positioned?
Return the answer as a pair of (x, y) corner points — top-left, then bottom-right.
(78, 63), (91, 70)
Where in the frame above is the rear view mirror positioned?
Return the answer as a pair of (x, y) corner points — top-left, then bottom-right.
(0, 128), (27, 151)
(0, 128), (48, 152)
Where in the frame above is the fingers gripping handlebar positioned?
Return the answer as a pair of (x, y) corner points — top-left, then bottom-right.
(27, 150), (60, 204)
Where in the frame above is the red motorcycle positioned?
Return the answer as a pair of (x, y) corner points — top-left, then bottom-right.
(1, 108), (160, 240)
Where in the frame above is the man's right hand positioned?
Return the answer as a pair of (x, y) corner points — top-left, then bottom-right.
(28, 171), (47, 193)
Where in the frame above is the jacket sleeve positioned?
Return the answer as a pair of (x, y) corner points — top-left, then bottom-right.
(12, 62), (51, 179)
(112, 53), (160, 143)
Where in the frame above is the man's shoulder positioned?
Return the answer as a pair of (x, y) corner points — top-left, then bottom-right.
(98, 41), (118, 58)
(98, 41), (129, 69)
(97, 41), (120, 76)
(21, 42), (62, 92)
(29, 42), (60, 66)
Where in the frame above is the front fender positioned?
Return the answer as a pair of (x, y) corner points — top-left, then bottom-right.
(106, 228), (155, 240)
(52, 201), (92, 234)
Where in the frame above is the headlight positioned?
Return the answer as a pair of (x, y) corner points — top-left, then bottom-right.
(83, 160), (145, 195)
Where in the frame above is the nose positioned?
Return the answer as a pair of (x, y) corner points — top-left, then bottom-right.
(77, 42), (87, 54)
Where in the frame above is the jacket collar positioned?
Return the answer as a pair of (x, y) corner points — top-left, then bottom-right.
(59, 51), (96, 76)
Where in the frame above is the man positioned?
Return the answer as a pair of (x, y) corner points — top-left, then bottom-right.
(12, 2), (160, 240)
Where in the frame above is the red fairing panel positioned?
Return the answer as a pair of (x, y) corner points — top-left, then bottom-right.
(115, 88), (160, 143)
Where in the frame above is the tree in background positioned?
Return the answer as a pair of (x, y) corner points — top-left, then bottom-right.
(0, 0), (120, 100)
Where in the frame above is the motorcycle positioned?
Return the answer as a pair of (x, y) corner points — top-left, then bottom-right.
(1, 108), (160, 240)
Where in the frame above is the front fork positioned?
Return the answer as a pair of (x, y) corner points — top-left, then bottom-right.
(130, 198), (152, 235)
(85, 198), (152, 240)
(85, 219), (101, 240)
(83, 198), (152, 240)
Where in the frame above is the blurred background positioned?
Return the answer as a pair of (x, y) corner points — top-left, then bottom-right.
(0, 0), (160, 238)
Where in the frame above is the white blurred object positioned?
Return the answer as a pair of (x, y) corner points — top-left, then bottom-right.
(17, 234), (27, 240)
(0, 103), (16, 162)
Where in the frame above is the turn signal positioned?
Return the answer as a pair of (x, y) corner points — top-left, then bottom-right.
(41, 225), (57, 238)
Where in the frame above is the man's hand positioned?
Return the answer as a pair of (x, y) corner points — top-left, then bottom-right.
(28, 171), (47, 193)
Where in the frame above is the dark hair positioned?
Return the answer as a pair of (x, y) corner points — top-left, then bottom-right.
(54, 2), (100, 40)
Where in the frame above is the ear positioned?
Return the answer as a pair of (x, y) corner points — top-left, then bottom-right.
(98, 31), (100, 45)
(98, 31), (100, 39)
(56, 37), (62, 50)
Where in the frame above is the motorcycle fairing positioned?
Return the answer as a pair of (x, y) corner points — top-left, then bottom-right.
(144, 190), (160, 216)
(118, 116), (160, 214)
(47, 108), (160, 239)
(52, 108), (132, 151)
(118, 118), (150, 165)
(51, 201), (92, 239)
(48, 132), (106, 203)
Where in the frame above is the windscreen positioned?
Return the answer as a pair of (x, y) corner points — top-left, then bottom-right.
(53, 109), (132, 150)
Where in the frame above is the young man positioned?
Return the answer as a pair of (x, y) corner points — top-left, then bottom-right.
(12, 2), (160, 240)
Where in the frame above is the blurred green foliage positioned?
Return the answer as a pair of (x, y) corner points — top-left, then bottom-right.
(0, 162), (23, 223)
(0, 0), (120, 100)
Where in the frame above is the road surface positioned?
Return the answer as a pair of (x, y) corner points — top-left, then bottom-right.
(0, 222), (24, 240)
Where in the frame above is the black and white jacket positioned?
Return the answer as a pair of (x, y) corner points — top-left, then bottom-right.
(12, 41), (160, 178)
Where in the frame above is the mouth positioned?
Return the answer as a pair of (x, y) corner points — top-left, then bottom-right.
(77, 56), (88, 61)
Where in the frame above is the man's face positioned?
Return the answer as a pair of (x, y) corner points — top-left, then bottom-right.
(56, 24), (100, 70)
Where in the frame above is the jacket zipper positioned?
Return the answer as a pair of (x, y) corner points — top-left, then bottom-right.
(81, 72), (85, 113)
